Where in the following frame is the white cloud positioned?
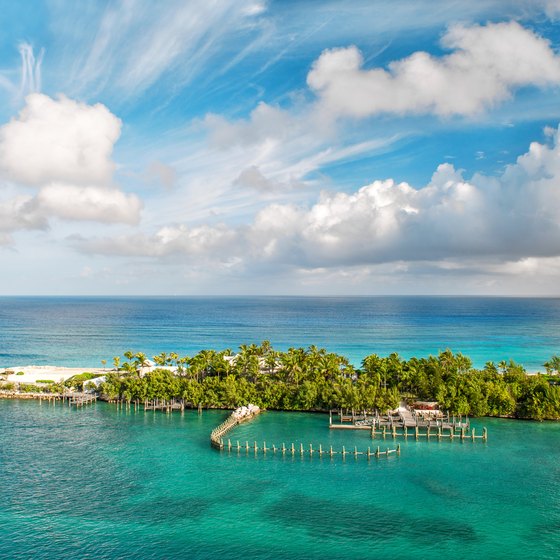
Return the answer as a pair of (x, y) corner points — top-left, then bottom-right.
(70, 0), (269, 99)
(0, 93), (121, 186)
(18, 43), (44, 96)
(75, 123), (560, 273)
(0, 94), (142, 239)
(34, 184), (141, 225)
(307, 21), (560, 118)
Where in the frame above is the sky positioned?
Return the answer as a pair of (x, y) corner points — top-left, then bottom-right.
(1, 0), (560, 296)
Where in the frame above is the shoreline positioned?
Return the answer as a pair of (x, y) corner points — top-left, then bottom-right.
(0, 365), (107, 385)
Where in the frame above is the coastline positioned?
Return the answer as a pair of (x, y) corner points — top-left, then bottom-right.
(0, 365), (106, 385)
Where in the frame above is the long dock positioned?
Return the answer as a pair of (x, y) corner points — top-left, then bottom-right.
(222, 439), (400, 460)
(209, 405), (400, 460)
(0, 390), (96, 407)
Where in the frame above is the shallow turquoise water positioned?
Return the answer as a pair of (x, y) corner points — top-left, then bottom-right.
(1, 400), (559, 559)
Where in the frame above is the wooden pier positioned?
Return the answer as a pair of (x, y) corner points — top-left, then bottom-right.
(143, 398), (186, 413)
(210, 405), (261, 449)
(223, 439), (400, 460)
(0, 390), (97, 407)
(67, 392), (97, 407)
(329, 408), (487, 442)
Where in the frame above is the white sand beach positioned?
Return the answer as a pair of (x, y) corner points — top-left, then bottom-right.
(0, 365), (106, 384)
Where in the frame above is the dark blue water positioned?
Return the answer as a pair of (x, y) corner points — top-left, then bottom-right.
(0, 296), (559, 369)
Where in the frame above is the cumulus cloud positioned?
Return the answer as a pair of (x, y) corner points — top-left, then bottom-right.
(73, 223), (238, 259)
(33, 184), (141, 224)
(75, 124), (560, 273)
(0, 94), (141, 238)
(0, 93), (121, 186)
(307, 21), (560, 117)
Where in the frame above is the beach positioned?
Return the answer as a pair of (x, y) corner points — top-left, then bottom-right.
(0, 365), (106, 385)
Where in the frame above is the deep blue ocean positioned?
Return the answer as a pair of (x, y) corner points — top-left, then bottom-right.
(0, 296), (559, 369)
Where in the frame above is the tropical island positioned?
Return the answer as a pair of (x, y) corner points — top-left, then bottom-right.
(2, 341), (560, 421)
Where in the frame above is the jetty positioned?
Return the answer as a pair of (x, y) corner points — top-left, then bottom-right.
(329, 404), (487, 442)
(210, 404), (261, 449)
(0, 390), (96, 407)
(143, 398), (186, 413)
(221, 439), (400, 460)
(209, 404), (400, 460)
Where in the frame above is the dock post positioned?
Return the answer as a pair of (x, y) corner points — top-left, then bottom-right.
(282, 443), (286, 455)
(371, 425), (375, 439)
(438, 427), (442, 440)
(272, 444), (276, 454)
(483, 427), (488, 441)
(415, 426), (419, 440)
(228, 439), (231, 451)
(382, 425), (387, 439)
(309, 443), (313, 456)
(449, 427), (454, 440)
(392, 425), (397, 439)
(300, 443), (304, 456)
(263, 441), (267, 454)
(342, 445), (346, 457)
(367, 447), (371, 460)
(397, 444), (401, 456)
(461, 427), (465, 440)
(471, 428), (475, 441)
(330, 445), (334, 457)
(254, 441), (258, 453)
(354, 446), (358, 458)
(319, 444), (322, 455)
(291, 443), (295, 456)
(329, 410), (332, 426)
(376, 445), (380, 458)
(237, 440), (240, 451)
(404, 425), (408, 439)
(246, 441), (249, 453)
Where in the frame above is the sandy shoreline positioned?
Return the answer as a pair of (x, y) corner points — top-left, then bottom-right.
(0, 365), (107, 384)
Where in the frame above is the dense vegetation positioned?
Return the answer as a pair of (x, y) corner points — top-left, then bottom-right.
(93, 342), (560, 420)
(2, 343), (559, 420)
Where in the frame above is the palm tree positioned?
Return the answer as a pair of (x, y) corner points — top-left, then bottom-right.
(112, 356), (121, 372)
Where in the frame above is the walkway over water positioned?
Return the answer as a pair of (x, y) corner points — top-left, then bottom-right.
(329, 405), (487, 442)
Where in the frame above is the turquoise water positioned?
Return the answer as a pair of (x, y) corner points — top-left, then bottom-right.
(1, 400), (559, 559)
(1, 296), (560, 369)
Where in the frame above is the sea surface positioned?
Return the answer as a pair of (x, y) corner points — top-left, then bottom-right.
(1, 296), (560, 369)
(0, 400), (559, 560)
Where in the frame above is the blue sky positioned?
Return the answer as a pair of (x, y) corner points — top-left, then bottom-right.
(1, 0), (560, 295)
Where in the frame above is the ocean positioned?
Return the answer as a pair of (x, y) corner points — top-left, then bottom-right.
(1, 296), (560, 369)
(2, 296), (560, 559)
(0, 401), (559, 560)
